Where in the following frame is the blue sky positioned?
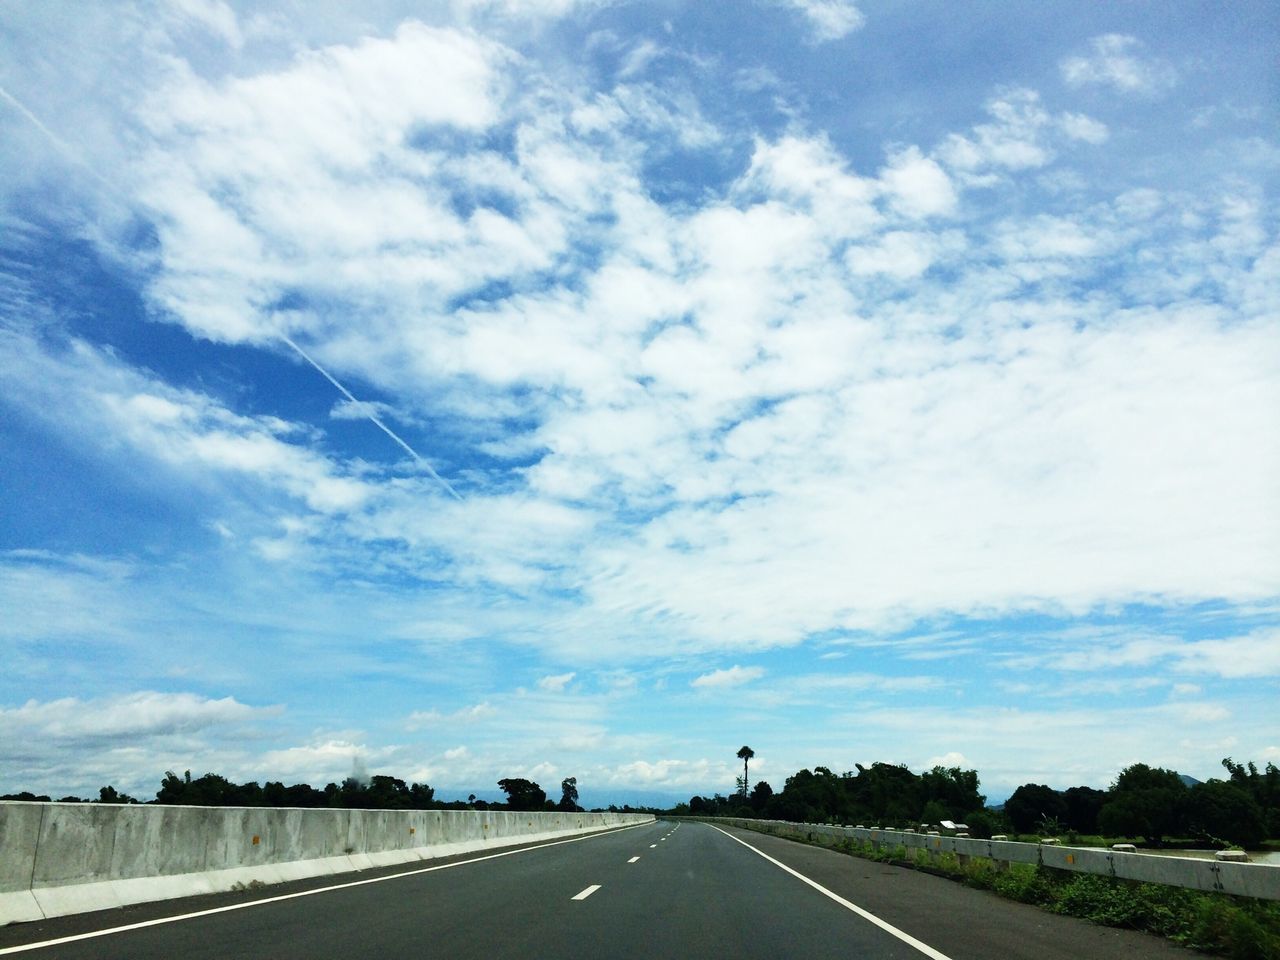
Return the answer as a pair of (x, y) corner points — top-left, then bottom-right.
(1, 0), (1277, 807)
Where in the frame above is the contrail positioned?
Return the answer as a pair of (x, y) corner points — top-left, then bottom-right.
(0, 85), (117, 191)
(0, 85), (461, 500)
(280, 335), (463, 500)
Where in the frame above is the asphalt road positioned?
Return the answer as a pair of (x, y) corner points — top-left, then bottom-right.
(0, 820), (1195, 959)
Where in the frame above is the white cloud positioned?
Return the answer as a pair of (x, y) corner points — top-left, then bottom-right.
(1060, 34), (1177, 95)
(938, 88), (1056, 175)
(406, 702), (498, 729)
(691, 665), (766, 689)
(846, 229), (963, 279)
(1058, 112), (1109, 144)
(0, 334), (374, 516)
(165, 0), (244, 49)
(1173, 629), (1280, 679)
(330, 399), (395, 421)
(1, 6), (1276, 801)
(537, 671), (577, 691)
(0, 691), (272, 741)
(257, 739), (399, 783)
(771, 0), (865, 42)
(879, 146), (957, 218)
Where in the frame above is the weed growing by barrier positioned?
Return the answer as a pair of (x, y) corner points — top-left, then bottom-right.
(788, 827), (1280, 958)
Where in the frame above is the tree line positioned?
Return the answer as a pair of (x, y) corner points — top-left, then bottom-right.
(1002, 759), (1278, 848)
(1, 771), (584, 813)
(673, 756), (1280, 849)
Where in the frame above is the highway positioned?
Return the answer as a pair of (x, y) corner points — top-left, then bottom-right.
(0, 820), (1192, 959)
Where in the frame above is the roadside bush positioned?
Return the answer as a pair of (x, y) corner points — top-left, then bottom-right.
(993, 864), (1056, 905)
(1052, 874), (1191, 938)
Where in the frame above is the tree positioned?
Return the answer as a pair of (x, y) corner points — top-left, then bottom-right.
(558, 777), (580, 812)
(1003, 784), (1067, 834)
(737, 746), (755, 797)
(919, 766), (985, 819)
(1187, 780), (1265, 848)
(1062, 786), (1106, 834)
(96, 785), (137, 804)
(749, 780), (773, 813)
(497, 778), (547, 811)
(1097, 764), (1187, 845)
(1222, 757), (1280, 838)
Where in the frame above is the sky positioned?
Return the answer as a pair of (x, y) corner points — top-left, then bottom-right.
(1, 0), (1277, 809)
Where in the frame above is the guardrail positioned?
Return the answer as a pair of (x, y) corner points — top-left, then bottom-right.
(0, 802), (653, 926)
(680, 817), (1280, 901)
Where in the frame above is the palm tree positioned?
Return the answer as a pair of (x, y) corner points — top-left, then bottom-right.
(737, 745), (755, 796)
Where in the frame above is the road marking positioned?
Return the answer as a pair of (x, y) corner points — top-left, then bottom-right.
(0, 822), (653, 956)
(628, 856), (640, 863)
(707, 825), (955, 960)
(572, 885), (602, 901)
(649, 844), (657, 848)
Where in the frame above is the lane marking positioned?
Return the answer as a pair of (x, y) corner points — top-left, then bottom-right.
(649, 844), (657, 848)
(627, 857), (640, 863)
(571, 885), (602, 901)
(707, 825), (954, 960)
(0, 822), (653, 956)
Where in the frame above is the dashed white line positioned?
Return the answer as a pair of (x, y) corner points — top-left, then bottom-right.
(571, 885), (602, 901)
(0, 823), (652, 957)
(628, 856), (640, 863)
(649, 844), (657, 848)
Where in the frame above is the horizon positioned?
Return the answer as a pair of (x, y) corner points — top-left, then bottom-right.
(2, 1), (1277, 804)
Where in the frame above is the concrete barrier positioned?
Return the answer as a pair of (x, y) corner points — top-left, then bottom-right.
(680, 817), (1280, 901)
(0, 802), (652, 925)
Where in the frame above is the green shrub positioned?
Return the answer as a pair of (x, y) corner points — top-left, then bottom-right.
(993, 864), (1056, 904)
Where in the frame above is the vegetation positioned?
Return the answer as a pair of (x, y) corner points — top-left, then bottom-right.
(676, 762), (987, 830)
(1000, 760), (1275, 849)
(789, 832), (1280, 959)
(670, 756), (1280, 851)
(558, 776), (582, 812)
(2, 770), (583, 813)
(736, 745), (755, 796)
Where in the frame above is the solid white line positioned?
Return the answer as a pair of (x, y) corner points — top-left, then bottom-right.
(571, 884), (601, 901)
(628, 856), (640, 863)
(0, 823), (650, 956)
(707, 825), (955, 960)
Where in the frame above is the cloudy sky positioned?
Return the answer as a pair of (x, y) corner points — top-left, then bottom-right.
(1, 0), (1277, 807)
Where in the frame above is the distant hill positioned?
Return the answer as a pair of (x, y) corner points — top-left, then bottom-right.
(1178, 773), (1203, 788)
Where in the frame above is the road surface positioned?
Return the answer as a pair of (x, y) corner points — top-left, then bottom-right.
(0, 820), (1194, 959)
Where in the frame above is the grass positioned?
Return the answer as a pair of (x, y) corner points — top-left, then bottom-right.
(810, 832), (1280, 959)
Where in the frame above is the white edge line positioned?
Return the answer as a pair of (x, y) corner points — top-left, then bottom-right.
(571, 884), (602, 901)
(0, 823), (650, 956)
(707, 824), (954, 960)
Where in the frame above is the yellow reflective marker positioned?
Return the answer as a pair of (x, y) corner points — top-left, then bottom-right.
(251, 836), (260, 846)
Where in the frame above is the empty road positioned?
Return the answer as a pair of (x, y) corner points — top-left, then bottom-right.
(0, 820), (1193, 959)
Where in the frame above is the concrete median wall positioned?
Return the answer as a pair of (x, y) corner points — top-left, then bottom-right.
(686, 817), (1280, 901)
(0, 802), (652, 925)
